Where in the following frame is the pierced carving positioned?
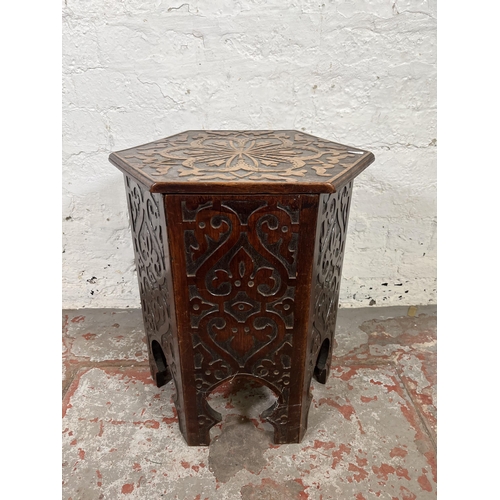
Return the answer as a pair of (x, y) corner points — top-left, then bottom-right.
(124, 176), (181, 403)
(308, 182), (353, 390)
(126, 177), (169, 334)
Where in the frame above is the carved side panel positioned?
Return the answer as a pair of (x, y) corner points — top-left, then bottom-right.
(306, 182), (353, 392)
(167, 195), (311, 442)
(124, 176), (183, 413)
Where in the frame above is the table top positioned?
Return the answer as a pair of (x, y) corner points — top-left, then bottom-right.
(109, 130), (374, 194)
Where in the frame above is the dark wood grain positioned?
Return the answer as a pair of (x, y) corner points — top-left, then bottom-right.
(112, 131), (374, 446)
(109, 130), (374, 194)
(123, 175), (189, 438)
(303, 182), (353, 423)
(164, 194), (318, 444)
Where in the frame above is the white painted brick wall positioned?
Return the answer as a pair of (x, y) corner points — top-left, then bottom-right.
(62, 0), (436, 309)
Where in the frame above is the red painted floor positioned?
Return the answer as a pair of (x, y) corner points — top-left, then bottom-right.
(62, 306), (436, 499)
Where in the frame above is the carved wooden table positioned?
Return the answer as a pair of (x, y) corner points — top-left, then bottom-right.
(109, 130), (374, 446)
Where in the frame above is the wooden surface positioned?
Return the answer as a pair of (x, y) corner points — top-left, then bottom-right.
(123, 176), (189, 439)
(166, 194), (318, 445)
(109, 130), (374, 194)
(113, 132), (372, 445)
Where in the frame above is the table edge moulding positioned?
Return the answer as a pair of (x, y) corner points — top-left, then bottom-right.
(109, 129), (375, 194)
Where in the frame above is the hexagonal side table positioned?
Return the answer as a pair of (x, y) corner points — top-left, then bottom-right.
(109, 130), (374, 445)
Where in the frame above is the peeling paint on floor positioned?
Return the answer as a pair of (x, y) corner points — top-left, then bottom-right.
(62, 306), (437, 499)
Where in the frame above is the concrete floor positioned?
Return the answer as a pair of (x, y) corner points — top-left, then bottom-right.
(62, 305), (437, 499)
